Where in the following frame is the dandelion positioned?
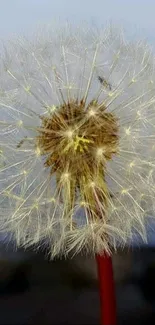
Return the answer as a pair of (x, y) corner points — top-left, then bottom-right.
(0, 24), (155, 259)
(1, 23), (155, 325)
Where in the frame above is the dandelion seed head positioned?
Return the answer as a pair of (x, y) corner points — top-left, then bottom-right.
(0, 23), (155, 257)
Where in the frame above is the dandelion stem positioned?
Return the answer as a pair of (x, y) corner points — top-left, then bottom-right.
(96, 253), (117, 325)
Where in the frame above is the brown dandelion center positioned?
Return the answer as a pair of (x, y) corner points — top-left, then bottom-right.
(37, 99), (119, 220)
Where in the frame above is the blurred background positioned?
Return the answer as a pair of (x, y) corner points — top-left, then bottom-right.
(1, 240), (155, 324)
(1, 0), (155, 324)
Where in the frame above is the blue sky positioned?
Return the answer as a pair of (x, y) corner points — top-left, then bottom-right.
(0, 0), (155, 43)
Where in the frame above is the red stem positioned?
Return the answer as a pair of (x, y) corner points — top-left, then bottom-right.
(96, 253), (117, 325)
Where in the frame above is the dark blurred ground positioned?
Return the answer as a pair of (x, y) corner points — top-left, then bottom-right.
(0, 243), (155, 325)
